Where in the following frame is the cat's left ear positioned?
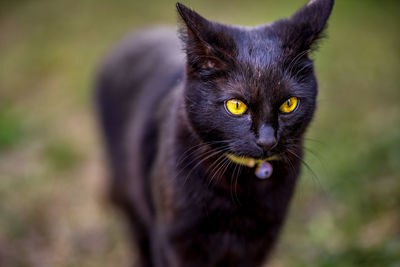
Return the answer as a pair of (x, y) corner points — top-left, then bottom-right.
(273, 0), (334, 52)
(176, 3), (234, 75)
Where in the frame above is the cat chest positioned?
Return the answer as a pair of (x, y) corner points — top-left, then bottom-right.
(165, 205), (278, 263)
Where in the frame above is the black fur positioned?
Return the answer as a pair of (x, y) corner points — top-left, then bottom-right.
(95, 1), (334, 266)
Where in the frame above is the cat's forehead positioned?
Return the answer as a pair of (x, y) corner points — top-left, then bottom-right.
(223, 29), (294, 98)
(232, 28), (284, 69)
(225, 65), (292, 104)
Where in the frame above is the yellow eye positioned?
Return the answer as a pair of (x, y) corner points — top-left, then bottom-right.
(279, 97), (299, 113)
(225, 99), (248, 115)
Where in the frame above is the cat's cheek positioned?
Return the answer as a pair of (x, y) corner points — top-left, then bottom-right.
(278, 116), (303, 139)
(222, 116), (251, 134)
(278, 113), (298, 125)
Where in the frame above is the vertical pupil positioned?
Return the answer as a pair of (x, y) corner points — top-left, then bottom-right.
(236, 101), (239, 109)
(287, 99), (292, 107)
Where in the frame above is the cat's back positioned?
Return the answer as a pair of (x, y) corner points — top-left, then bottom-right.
(98, 27), (184, 93)
(96, 28), (185, 224)
(96, 27), (185, 161)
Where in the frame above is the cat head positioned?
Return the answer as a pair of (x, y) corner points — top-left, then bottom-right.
(177, 0), (334, 159)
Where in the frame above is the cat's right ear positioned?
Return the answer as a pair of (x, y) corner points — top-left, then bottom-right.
(176, 3), (233, 76)
(272, 0), (334, 52)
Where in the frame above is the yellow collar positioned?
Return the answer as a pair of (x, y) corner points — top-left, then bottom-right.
(226, 153), (280, 168)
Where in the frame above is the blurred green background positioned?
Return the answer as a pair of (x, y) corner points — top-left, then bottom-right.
(0, 0), (399, 266)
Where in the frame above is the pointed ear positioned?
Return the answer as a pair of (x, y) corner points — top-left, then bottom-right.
(273, 0), (334, 52)
(176, 3), (234, 76)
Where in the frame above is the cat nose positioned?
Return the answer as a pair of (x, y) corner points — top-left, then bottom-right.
(256, 125), (277, 152)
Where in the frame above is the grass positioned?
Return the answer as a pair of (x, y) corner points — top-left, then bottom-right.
(0, 109), (25, 151)
(0, 0), (399, 266)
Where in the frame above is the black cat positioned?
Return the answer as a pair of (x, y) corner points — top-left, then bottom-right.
(95, 0), (334, 266)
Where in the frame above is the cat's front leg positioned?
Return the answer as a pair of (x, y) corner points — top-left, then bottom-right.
(150, 225), (213, 267)
(151, 227), (264, 267)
